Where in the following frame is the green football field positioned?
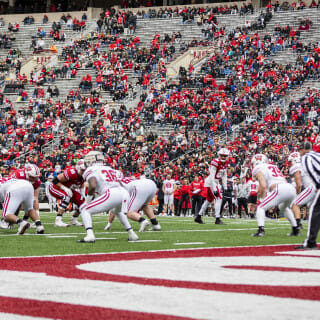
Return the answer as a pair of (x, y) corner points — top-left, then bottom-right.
(0, 212), (307, 257)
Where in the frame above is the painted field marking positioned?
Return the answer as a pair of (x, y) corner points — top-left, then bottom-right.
(129, 240), (162, 243)
(277, 251), (320, 257)
(0, 245), (319, 320)
(174, 242), (205, 245)
(0, 313), (52, 320)
(0, 226), (297, 240)
(46, 235), (78, 238)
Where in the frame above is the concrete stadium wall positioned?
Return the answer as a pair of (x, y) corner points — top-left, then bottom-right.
(0, 10), (90, 24)
(113, 1), (256, 13)
(0, 1), (316, 24)
(167, 47), (214, 77)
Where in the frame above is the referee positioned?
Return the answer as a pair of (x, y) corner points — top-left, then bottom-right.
(295, 144), (320, 250)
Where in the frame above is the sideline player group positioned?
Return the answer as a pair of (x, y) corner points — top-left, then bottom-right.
(0, 145), (319, 248)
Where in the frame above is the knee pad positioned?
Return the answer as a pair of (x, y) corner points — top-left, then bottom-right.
(59, 196), (71, 210)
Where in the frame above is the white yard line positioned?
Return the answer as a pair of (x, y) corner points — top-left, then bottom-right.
(174, 242), (205, 245)
(0, 314), (51, 320)
(0, 226), (295, 238)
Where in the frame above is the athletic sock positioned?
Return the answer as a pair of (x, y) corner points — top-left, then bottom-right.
(138, 217), (145, 223)
(150, 218), (158, 225)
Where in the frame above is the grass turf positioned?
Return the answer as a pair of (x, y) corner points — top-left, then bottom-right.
(0, 212), (306, 257)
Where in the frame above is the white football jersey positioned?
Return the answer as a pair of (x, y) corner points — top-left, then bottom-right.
(163, 179), (176, 192)
(289, 162), (314, 188)
(119, 176), (137, 194)
(0, 177), (18, 200)
(248, 180), (259, 196)
(252, 163), (286, 190)
(83, 165), (122, 196)
(0, 177), (33, 199)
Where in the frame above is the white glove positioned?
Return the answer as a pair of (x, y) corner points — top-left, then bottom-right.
(85, 194), (94, 203)
(60, 185), (73, 198)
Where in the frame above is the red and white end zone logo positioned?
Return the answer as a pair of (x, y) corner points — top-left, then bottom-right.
(0, 245), (319, 320)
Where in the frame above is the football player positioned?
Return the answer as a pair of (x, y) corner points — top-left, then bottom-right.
(11, 163), (41, 222)
(0, 176), (44, 234)
(78, 151), (138, 243)
(289, 142), (314, 229)
(251, 153), (299, 237)
(45, 175), (57, 213)
(48, 160), (85, 227)
(162, 174), (176, 216)
(194, 148), (230, 224)
(104, 175), (161, 232)
(247, 176), (259, 219)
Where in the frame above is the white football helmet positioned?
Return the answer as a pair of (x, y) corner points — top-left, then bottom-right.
(75, 159), (86, 174)
(288, 152), (301, 166)
(84, 151), (104, 167)
(25, 163), (40, 180)
(218, 148), (230, 162)
(250, 154), (268, 169)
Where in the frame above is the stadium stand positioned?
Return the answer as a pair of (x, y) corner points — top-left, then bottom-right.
(0, 1), (319, 208)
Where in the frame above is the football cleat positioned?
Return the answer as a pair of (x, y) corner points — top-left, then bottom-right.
(295, 244), (318, 250)
(17, 221), (30, 235)
(150, 224), (161, 231)
(54, 220), (70, 227)
(215, 219), (226, 225)
(36, 225), (44, 234)
(128, 229), (139, 241)
(139, 219), (150, 232)
(104, 223), (112, 231)
(287, 228), (301, 236)
(194, 215), (204, 224)
(77, 235), (96, 243)
(0, 219), (10, 229)
(69, 219), (83, 226)
(252, 229), (265, 237)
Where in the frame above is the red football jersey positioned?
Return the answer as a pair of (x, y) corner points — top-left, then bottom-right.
(10, 169), (41, 190)
(62, 167), (84, 189)
(209, 158), (229, 180)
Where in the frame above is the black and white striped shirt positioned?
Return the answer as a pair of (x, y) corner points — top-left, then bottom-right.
(302, 151), (320, 189)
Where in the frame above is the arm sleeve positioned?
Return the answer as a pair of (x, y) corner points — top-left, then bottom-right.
(302, 154), (320, 189)
(206, 166), (217, 188)
(221, 173), (227, 190)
